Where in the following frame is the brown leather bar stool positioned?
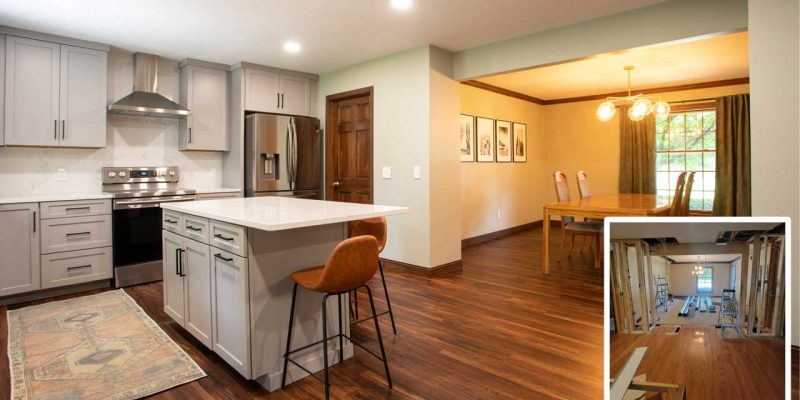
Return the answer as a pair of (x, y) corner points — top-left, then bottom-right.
(348, 217), (397, 334)
(281, 236), (392, 400)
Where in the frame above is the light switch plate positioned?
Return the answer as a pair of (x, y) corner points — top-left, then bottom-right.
(413, 166), (421, 179)
(56, 168), (67, 181)
(382, 166), (391, 179)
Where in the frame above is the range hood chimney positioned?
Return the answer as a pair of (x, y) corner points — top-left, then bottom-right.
(108, 53), (190, 118)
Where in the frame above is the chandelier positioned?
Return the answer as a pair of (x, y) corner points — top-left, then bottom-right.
(691, 256), (705, 275)
(596, 65), (671, 122)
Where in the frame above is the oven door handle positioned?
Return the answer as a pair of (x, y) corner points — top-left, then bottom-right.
(114, 195), (196, 210)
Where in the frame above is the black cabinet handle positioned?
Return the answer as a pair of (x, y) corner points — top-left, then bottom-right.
(54, 120), (57, 139)
(188, 127), (192, 143)
(66, 206), (91, 213)
(185, 225), (202, 231)
(214, 233), (234, 241)
(277, 92), (280, 108)
(164, 219), (177, 224)
(32, 211), (36, 232)
(215, 253), (233, 262)
(67, 264), (91, 271)
(62, 120), (65, 139)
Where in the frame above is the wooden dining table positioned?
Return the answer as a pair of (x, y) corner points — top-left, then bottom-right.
(542, 193), (672, 274)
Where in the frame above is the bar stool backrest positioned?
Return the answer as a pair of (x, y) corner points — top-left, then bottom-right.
(350, 217), (387, 253)
(314, 235), (379, 294)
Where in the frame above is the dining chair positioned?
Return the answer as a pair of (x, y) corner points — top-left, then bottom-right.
(678, 171), (696, 216)
(553, 171), (603, 267)
(577, 170), (604, 225)
(669, 172), (688, 216)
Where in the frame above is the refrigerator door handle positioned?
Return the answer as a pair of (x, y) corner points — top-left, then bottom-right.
(285, 121), (294, 190)
(291, 118), (299, 189)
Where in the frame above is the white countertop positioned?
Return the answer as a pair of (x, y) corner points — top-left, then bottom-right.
(161, 197), (409, 231)
(0, 192), (112, 205)
(194, 187), (242, 194)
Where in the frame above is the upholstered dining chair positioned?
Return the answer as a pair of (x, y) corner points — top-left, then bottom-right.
(669, 171), (688, 216)
(678, 171), (696, 216)
(553, 171), (603, 267)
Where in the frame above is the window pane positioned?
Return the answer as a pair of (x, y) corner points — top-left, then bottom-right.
(656, 153), (669, 171)
(692, 173), (703, 193)
(669, 114), (685, 133)
(657, 189), (672, 198)
(686, 153), (703, 171)
(656, 132), (669, 151)
(685, 113), (701, 135)
(656, 115), (668, 134)
(689, 197), (704, 210)
(669, 153), (686, 170)
(669, 171), (682, 190)
(703, 152), (716, 171)
(704, 171), (716, 191)
(702, 111), (716, 132)
(657, 171), (669, 189)
(703, 130), (716, 150)
(669, 131), (685, 151)
(704, 193), (715, 211)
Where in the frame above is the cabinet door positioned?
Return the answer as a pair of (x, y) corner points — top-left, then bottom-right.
(162, 230), (185, 325)
(279, 75), (310, 116)
(182, 67), (228, 151)
(244, 68), (279, 113)
(212, 249), (251, 378)
(0, 203), (40, 296)
(59, 45), (107, 148)
(4, 36), (60, 146)
(184, 238), (213, 348)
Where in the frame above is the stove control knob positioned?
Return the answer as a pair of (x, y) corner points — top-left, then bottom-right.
(107, 171), (117, 178)
(168, 170), (176, 177)
(118, 171), (127, 177)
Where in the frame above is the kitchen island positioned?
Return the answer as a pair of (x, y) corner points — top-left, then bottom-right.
(160, 197), (407, 391)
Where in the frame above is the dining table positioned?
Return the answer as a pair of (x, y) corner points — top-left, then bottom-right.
(542, 193), (672, 274)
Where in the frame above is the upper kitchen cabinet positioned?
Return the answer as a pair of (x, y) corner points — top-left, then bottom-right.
(239, 63), (317, 117)
(4, 35), (107, 148)
(179, 59), (229, 151)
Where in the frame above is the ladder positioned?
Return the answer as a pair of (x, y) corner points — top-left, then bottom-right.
(654, 276), (670, 312)
(719, 289), (739, 336)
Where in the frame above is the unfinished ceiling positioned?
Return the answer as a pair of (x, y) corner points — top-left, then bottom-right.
(610, 221), (782, 244)
(476, 31), (749, 100)
(667, 254), (741, 263)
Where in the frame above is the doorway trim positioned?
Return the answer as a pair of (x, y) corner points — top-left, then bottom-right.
(324, 86), (374, 202)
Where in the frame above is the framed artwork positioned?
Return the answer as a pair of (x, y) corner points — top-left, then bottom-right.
(475, 117), (495, 162)
(459, 114), (475, 162)
(512, 122), (527, 162)
(495, 120), (512, 162)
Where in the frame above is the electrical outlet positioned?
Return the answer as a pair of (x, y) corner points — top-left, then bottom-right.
(413, 166), (421, 179)
(382, 166), (391, 179)
(56, 168), (67, 181)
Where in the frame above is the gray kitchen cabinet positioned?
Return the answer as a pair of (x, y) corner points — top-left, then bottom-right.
(163, 230), (186, 326)
(179, 62), (228, 151)
(0, 35), (5, 146)
(0, 203), (40, 296)
(41, 246), (112, 289)
(243, 66), (312, 117)
(40, 214), (112, 254)
(4, 36), (107, 148)
(278, 75), (310, 116)
(211, 248), (250, 378)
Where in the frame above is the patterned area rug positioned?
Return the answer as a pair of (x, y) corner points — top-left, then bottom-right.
(7, 290), (206, 399)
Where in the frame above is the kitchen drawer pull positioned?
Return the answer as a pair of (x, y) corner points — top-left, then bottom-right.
(215, 253), (233, 262)
(185, 225), (202, 231)
(66, 231), (91, 237)
(214, 233), (234, 241)
(164, 218), (178, 224)
(66, 207), (91, 213)
(67, 264), (92, 271)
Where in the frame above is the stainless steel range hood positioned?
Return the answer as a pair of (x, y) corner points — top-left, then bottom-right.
(108, 53), (190, 118)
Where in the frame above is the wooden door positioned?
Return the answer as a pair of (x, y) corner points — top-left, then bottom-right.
(4, 36), (60, 146)
(325, 87), (373, 203)
(59, 45), (107, 148)
(184, 238), (213, 349)
(0, 203), (40, 296)
(279, 75), (310, 116)
(162, 230), (186, 326)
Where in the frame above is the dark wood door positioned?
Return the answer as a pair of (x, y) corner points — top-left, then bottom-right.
(325, 87), (373, 203)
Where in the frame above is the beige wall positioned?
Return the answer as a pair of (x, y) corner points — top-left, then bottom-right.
(669, 263), (732, 297)
(748, 0), (799, 346)
(651, 255), (669, 284)
(459, 85), (547, 239)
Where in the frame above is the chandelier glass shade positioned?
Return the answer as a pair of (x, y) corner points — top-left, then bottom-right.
(596, 66), (670, 122)
(691, 256), (705, 275)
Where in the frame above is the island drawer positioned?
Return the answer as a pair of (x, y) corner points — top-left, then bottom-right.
(163, 210), (183, 234)
(41, 215), (112, 254)
(182, 215), (210, 244)
(40, 199), (111, 219)
(210, 220), (247, 257)
(41, 247), (112, 289)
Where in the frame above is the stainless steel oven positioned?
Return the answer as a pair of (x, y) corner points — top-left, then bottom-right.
(103, 167), (196, 287)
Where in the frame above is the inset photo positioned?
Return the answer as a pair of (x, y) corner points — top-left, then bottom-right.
(606, 217), (790, 400)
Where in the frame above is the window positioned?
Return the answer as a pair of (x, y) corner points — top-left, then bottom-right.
(655, 110), (716, 211)
(697, 266), (713, 293)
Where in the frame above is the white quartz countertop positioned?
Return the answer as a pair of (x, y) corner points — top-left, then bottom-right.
(0, 192), (112, 205)
(193, 187), (242, 194)
(161, 197), (409, 231)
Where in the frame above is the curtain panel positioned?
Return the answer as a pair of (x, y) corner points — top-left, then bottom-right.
(714, 94), (751, 216)
(618, 106), (656, 194)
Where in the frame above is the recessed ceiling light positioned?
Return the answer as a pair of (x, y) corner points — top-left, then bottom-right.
(283, 41), (301, 53)
(391, 0), (413, 10)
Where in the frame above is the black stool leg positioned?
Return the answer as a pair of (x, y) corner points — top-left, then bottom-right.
(337, 293), (344, 364)
(321, 294), (330, 400)
(353, 288), (359, 318)
(364, 285), (392, 388)
(281, 283), (298, 389)
(378, 260), (397, 334)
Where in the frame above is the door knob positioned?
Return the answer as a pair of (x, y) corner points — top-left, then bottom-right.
(332, 181), (340, 188)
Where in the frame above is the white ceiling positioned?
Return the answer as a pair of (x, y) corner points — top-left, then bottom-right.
(0, 0), (665, 74)
(668, 254), (741, 263)
(610, 221), (782, 244)
(477, 31), (749, 100)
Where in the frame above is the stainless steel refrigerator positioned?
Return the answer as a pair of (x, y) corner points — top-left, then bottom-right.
(245, 113), (322, 199)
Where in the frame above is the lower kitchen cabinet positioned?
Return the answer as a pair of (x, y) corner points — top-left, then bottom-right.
(0, 203), (40, 296)
(211, 249), (250, 378)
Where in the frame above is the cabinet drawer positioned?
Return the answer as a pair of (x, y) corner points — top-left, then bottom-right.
(40, 199), (111, 219)
(183, 215), (210, 244)
(210, 220), (247, 257)
(41, 214), (111, 254)
(163, 210), (183, 234)
(41, 247), (112, 288)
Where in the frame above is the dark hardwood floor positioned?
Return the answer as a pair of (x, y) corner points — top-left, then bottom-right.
(2, 227), (596, 399)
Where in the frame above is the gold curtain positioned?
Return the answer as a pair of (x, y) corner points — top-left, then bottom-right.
(618, 106), (656, 194)
(713, 94), (751, 216)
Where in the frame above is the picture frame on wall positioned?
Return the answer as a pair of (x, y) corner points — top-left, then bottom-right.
(459, 114), (475, 162)
(512, 122), (527, 162)
(495, 120), (512, 162)
(476, 117), (495, 162)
